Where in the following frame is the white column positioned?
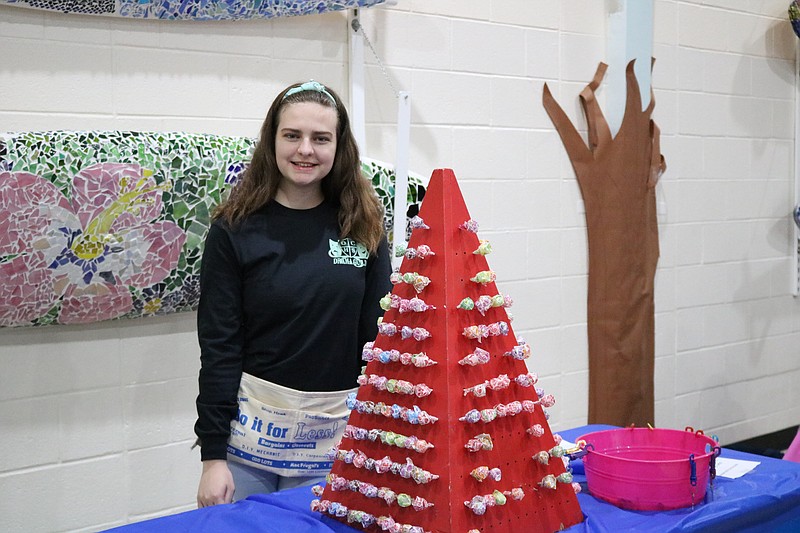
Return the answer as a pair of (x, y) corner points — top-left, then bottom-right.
(606, 0), (654, 136)
(392, 91), (411, 267)
(348, 9), (367, 152)
(793, 41), (800, 295)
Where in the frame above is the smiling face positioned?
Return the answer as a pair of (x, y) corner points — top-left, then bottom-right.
(274, 101), (338, 208)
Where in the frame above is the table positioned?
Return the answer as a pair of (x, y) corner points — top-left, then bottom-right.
(106, 425), (800, 532)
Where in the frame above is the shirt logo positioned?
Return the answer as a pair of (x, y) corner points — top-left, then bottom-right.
(328, 238), (368, 268)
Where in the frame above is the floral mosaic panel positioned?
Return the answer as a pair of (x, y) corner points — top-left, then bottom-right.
(0, 0), (386, 19)
(0, 130), (425, 327)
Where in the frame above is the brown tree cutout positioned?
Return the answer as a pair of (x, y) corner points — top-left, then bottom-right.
(542, 60), (666, 426)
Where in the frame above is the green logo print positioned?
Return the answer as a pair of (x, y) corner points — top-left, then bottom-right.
(328, 238), (368, 268)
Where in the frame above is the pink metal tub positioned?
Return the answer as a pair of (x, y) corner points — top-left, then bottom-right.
(576, 427), (721, 511)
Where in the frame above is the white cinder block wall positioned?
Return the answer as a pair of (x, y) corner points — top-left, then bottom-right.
(0, 1), (798, 531)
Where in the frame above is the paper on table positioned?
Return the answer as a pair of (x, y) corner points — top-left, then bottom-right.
(715, 457), (760, 479)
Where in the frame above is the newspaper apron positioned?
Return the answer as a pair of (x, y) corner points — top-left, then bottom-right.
(227, 372), (355, 477)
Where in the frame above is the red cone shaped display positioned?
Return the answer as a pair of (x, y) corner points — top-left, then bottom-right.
(313, 169), (583, 533)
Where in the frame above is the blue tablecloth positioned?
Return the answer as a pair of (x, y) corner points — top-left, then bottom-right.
(107, 425), (800, 532)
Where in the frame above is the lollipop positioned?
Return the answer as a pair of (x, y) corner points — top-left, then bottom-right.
(470, 270), (496, 285)
(458, 347), (491, 366)
(473, 240), (492, 255)
(398, 297), (436, 313)
(504, 340), (531, 360)
(457, 297), (475, 311)
(504, 487), (525, 501)
(488, 374), (511, 391)
(533, 451), (550, 465)
(464, 496), (487, 515)
(539, 474), (557, 490)
(475, 295), (493, 315)
(409, 216), (429, 230)
(462, 324), (488, 342)
(515, 372), (538, 388)
(459, 219), (479, 233)
(526, 424), (545, 437)
(464, 433), (494, 452)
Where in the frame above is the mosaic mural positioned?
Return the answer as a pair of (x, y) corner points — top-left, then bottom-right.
(0, 0), (386, 19)
(0, 131), (425, 327)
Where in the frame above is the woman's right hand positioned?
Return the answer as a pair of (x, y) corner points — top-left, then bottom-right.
(197, 459), (235, 507)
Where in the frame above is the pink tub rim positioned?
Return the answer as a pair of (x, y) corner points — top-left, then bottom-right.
(575, 426), (723, 511)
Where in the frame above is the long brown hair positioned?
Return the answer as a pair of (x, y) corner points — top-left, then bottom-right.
(214, 82), (385, 254)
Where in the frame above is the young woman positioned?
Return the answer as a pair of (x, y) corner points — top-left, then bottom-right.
(194, 81), (391, 506)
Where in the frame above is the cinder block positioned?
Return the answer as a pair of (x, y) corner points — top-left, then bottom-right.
(1, 40), (113, 113)
(0, 397), (60, 472)
(113, 47), (229, 118)
(527, 229), (562, 279)
(0, 456), (126, 532)
(59, 388), (125, 462)
(452, 20), (525, 75)
(127, 443), (201, 515)
(678, 4), (728, 51)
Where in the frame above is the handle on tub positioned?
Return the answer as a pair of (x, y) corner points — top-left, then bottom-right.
(565, 440), (592, 460)
(710, 446), (721, 482)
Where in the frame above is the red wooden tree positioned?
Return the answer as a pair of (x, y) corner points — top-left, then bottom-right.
(312, 169), (583, 533)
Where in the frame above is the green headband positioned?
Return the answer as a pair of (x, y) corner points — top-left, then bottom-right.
(283, 80), (337, 107)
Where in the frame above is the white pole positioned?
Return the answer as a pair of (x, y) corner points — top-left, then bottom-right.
(793, 40), (800, 295)
(606, 0), (653, 136)
(392, 91), (411, 267)
(348, 9), (367, 152)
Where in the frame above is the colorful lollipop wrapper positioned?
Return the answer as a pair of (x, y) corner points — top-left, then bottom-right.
(488, 374), (511, 390)
(462, 324), (487, 342)
(397, 493), (412, 508)
(539, 474), (557, 490)
(473, 240), (492, 255)
(464, 382), (488, 397)
(459, 219), (479, 233)
(457, 297), (475, 311)
(398, 297), (435, 313)
(464, 496), (487, 515)
(515, 372), (538, 387)
(504, 341), (531, 360)
(409, 215), (429, 230)
(470, 270), (496, 285)
(539, 393), (556, 408)
(412, 495), (433, 511)
(470, 466), (490, 482)
(480, 408), (497, 422)
(475, 295), (492, 315)
(378, 322), (398, 336)
(464, 433), (494, 452)
(504, 487), (525, 501)
(457, 347), (491, 366)
(410, 274), (431, 292)
(526, 424), (545, 437)
(549, 445), (565, 458)
(408, 244), (435, 259)
(533, 451), (550, 465)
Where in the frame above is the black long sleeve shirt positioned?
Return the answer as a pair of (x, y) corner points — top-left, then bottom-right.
(194, 200), (391, 461)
